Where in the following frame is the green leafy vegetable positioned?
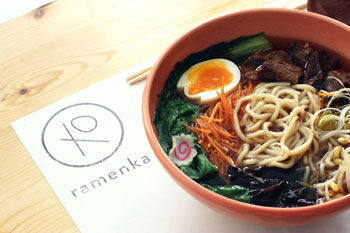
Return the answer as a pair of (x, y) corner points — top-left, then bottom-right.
(155, 99), (200, 153)
(201, 184), (251, 203)
(218, 32), (273, 63)
(180, 149), (217, 180)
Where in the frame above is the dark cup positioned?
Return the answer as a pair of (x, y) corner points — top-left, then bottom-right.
(307, 0), (350, 25)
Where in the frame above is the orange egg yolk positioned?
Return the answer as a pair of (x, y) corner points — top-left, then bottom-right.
(187, 60), (233, 95)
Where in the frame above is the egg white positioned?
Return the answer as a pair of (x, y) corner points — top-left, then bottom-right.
(177, 58), (241, 105)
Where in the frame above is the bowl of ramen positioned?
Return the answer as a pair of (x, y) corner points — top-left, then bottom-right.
(142, 8), (350, 225)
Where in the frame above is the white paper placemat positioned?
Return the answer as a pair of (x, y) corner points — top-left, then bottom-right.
(0, 0), (55, 24)
(11, 62), (350, 233)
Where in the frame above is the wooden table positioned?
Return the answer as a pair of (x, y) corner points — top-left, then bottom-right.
(0, 0), (306, 232)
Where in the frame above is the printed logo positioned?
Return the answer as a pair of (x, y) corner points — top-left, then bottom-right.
(42, 103), (124, 167)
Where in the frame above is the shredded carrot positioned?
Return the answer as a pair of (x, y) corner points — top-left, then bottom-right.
(317, 92), (334, 110)
(200, 115), (223, 122)
(209, 102), (220, 123)
(318, 92), (335, 97)
(195, 128), (211, 134)
(220, 87), (231, 129)
(186, 80), (256, 176)
(247, 82), (252, 94)
(318, 95), (323, 110)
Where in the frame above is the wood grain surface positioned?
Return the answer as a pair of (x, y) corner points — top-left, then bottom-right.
(0, 0), (306, 232)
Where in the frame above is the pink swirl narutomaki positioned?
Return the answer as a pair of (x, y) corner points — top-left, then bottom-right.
(169, 134), (197, 166)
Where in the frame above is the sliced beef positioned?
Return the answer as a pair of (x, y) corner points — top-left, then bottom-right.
(319, 51), (339, 72)
(241, 54), (265, 74)
(303, 51), (325, 87)
(250, 50), (291, 63)
(252, 60), (303, 84)
(242, 50), (291, 73)
(289, 43), (314, 68)
(324, 70), (350, 92)
(245, 70), (260, 81)
(243, 50), (299, 83)
(324, 76), (344, 92)
(328, 70), (350, 86)
(303, 50), (339, 88)
(243, 42), (341, 87)
(265, 50), (291, 62)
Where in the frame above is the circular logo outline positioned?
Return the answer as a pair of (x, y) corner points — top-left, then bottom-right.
(41, 103), (124, 168)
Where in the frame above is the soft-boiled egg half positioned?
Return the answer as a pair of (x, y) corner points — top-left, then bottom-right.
(177, 58), (241, 105)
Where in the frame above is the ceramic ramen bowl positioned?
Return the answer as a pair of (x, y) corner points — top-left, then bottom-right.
(142, 8), (350, 226)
